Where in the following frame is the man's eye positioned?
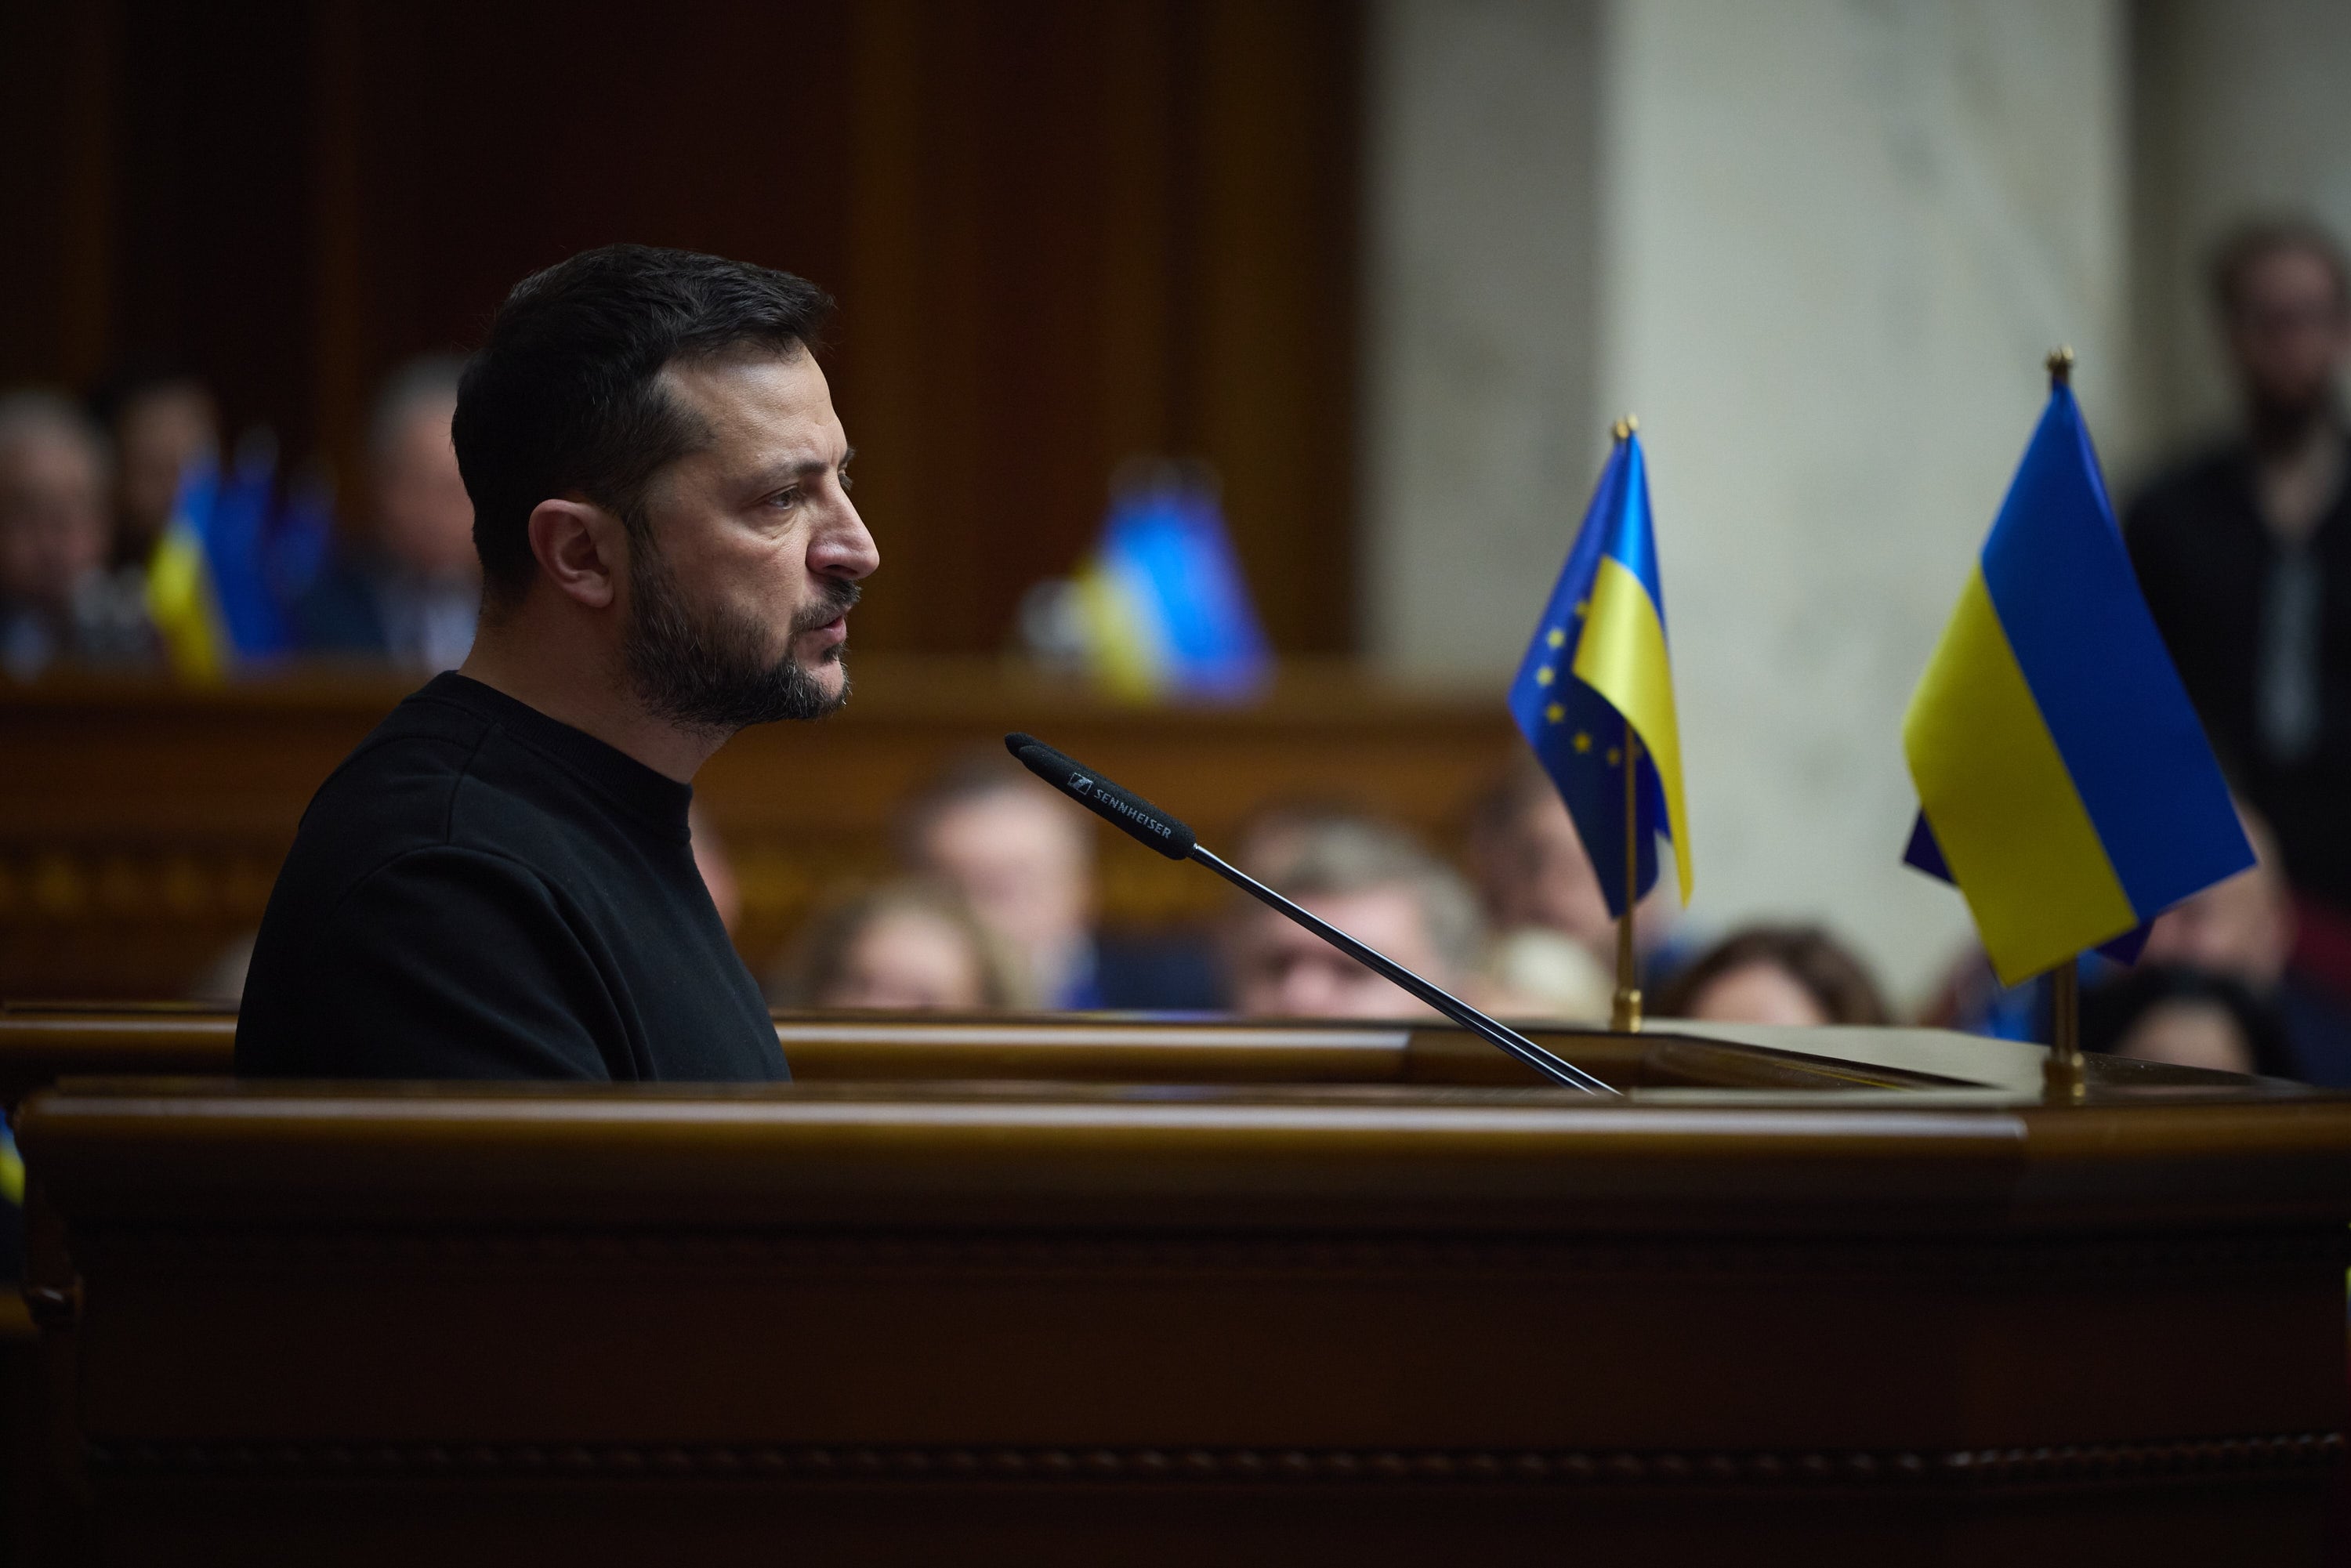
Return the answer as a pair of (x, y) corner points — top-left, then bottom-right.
(838, 469), (854, 494)
(770, 487), (800, 509)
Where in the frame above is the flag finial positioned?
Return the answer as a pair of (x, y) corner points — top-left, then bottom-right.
(1610, 415), (1638, 441)
(2045, 346), (2074, 386)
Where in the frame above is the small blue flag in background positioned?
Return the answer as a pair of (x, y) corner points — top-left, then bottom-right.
(205, 429), (292, 657)
(1510, 425), (1693, 919)
(1072, 473), (1270, 702)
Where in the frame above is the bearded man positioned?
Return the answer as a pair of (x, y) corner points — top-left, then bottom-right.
(237, 247), (876, 1079)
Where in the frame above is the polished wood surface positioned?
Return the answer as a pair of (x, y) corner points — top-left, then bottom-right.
(13, 1024), (2349, 1565)
(0, 662), (1520, 997)
(0, 1003), (2112, 1109)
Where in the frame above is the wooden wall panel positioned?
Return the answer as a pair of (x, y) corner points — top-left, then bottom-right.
(0, 0), (1360, 655)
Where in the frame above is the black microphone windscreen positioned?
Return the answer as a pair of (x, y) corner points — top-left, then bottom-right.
(1003, 733), (1197, 860)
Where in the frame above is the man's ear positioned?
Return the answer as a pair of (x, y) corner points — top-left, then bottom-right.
(525, 499), (624, 610)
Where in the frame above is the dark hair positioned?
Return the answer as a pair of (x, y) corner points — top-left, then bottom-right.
(2208, 216), (2351, 320)
(1653, 924), (1891, 1027)
(2081, 963), (2294, 1079)
(452, 244), (833, 610)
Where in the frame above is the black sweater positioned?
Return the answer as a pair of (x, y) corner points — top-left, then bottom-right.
(236, 673), (788, 1081)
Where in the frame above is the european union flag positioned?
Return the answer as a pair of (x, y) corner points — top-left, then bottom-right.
(1903, 368), (2252, 986)
(1510, 426), (1693, 918)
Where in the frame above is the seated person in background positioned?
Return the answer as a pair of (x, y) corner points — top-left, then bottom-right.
(1223, 815), (1484, 1020)
(237, 245), (877, 1080)
(0, 390), (158, 679)
(1463, 754), (1687, 982)
(902, 757), (1219, 1011)
(1480, 926), (1611, 1023)
(1238, 797), (1608, 1022)
(2125, 218), (2351, 957)
(2135, 803), (2351, 1085)
(292, 356), (481, 671)
(89, 361), (219, 575)
(1928, 801), (2351, 1083)
(2082, 965), (2294, 1078)
(1652, 924), (1890, 1028)
(770, 880), (1027, 1010)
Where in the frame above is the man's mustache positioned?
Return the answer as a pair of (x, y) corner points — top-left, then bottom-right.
(792, 580), (862, 633)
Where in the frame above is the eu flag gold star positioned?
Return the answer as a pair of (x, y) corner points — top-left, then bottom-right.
(1546, 628), (1567, 649)
(1534, 666), (1554, 686)
(1545, 703), (1564, 723)
(1572, 731), (1592, 753)
(1574, 599), (1589, 620)
(1606, 747), (1622, 766)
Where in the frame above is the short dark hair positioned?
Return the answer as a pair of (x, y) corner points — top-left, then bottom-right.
(1653, 923), (1890, 1027)
(452, 244), (833, 610)
(2081, 963), (2294, 1079)
(2208, 216), (2351, 320)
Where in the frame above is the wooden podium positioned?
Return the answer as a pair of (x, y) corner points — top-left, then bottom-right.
(13, 1018), (2349, 1566)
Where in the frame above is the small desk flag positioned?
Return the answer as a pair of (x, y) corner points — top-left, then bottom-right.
(1903, 376), (2252, 986)
(1510, 427), (1692, 918)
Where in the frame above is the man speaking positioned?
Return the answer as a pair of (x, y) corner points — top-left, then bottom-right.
(237, 246), (876, 1079)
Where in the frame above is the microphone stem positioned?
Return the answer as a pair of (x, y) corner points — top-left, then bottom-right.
(1189, 846), (1621, 1096)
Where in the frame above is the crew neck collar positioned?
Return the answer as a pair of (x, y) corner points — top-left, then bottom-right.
(418, 672), (694, 840)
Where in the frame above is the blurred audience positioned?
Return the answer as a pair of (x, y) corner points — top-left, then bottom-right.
(1653, 924), (1890, 1028)
(1465, 753), (1686, 979)
(2125, 216), (2351, 980)
(0, 391), (158, 679)
(89, 362), (219, 575)
(2082, 964), (2293, 1078)
(291, 356), (479, 670)
(1930, 801), (2351, 1084)
(1223, 814), (1483, 1019)
(2135, 805), (2351, 1083)
(689, 806), (742, 937)
(770, 879), (1026, 1010)
(902, 756), (1219, 1010)
(1479, 925), (1611, 1023)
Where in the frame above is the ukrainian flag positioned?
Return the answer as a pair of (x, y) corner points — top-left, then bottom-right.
(1904, 371), (2251, 986)
(1510, 424), (1692, 918)
(1073, 476), (1269, 703)
(143, 454), (228, 683)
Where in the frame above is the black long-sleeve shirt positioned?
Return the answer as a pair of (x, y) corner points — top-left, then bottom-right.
(237, 672), (787, 1081)
(2125, 440), (2351, 912)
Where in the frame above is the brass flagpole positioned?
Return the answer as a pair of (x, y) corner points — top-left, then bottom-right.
(1605, 412), (1644, 1034)
(1613, 716), (1643, 1033)
(2039, 345), (2085, 1101)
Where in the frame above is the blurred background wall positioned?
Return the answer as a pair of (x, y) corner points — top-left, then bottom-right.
(1364, 0), (2351, 998)
(5, 0), (2350, 1004)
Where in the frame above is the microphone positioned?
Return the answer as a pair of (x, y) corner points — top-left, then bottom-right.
(1004, 733), (1618, 1095)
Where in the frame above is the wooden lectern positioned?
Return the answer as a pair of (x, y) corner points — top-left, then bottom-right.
(13, 1019), (2351, 1566)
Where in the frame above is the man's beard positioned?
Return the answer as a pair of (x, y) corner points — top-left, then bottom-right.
(621, 541), (858, 737)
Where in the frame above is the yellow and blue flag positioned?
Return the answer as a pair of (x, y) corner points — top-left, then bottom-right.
(1510, 425), (1692, 918)
(1072, 476), (1270, 704)
(143, 454), (228, 683)
(1903, 375), (2252, 985)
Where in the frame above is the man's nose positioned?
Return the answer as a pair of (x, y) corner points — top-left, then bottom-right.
(813, 496), (880, 581)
